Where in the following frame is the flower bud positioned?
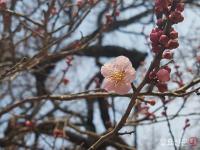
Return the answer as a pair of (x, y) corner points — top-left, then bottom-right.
(148, 100), (156, 106)
(169, 30), (178, 39)
(152, 43), (162, 53)
(176, 3), (184, 12)
(156, 19), (164, 26)
(167, 39), (179, 49)
(149, 70), (156, 79)
(162, 50), (173, 59)
(63, 78), (69, 85)
(150, 32), (160, 43)
(25, 120), (34, 127)
(159, 35), (169, 45)
(164, 66), (171, 73)
(156, 68), (170, 82)
(156, 82), (168, 92)
(169, 11), (184, 24)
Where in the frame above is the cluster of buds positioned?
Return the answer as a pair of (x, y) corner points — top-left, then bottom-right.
(150, 27), (180, 54)
(149, 0), (184, 93)
(155, 0), (184, 23)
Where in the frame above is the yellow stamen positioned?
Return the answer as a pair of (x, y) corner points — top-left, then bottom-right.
(110, 71), (125, 85)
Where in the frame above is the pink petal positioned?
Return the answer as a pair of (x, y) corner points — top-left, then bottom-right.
(102, 78), (115, 92)
(113, 82), (132, 95)
(124, 66), (136, 82)
(113, 56), (132, 71)
(102, 79), (132, 95)
(101, 63), (114, 78)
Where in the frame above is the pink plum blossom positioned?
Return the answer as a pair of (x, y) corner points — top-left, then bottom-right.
(101, 56), (136, 94)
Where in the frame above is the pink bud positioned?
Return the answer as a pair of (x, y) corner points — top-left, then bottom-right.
(25, 120), (34, 128)
(169, 11), (184, 24)
(162, 50), (173, 59)
(169, 30), (178, 39)
(151, 28), (159, 33)
(156, 19), (164, 26)
(150, 32), (160, 43)
(164, 66), (171, 74)
(148, 100), (156, 106)
(152, 43), (162, 53)
(148, 70), (156, 80)
(167, 39), (179, 49)
(159, 35), (169, 45)
(155, 0), (169, 14)
(63, 78), (69, 85)
(156, 68), (170, 82)
(176, 3), (184, 12)
(156, 82), (168, 93)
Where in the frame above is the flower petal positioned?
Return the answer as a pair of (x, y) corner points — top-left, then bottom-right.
(101, 63), (114, 78)
(114, 82), (132, 95)
(113, 56), (132, 71)
(102, 78), (115, 92)
(124, 66), (136, 82)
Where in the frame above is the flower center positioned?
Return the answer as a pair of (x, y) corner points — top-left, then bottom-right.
(110, 71), (125, 84)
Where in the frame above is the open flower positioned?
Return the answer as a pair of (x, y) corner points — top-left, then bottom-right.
(101, 56), (136, 94)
